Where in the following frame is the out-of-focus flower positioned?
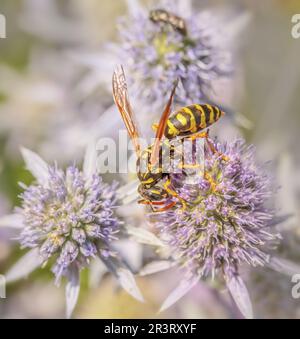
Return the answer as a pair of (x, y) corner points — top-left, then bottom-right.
(0, 1), (128, 162)
(0, 64), (65, 153)
(117, 0), (233, 106)
(249, 231), (300, 319)
(19, 0), (124, 46)
(79, 0), (249, 98)
(247, 152), (300, 318)
(78, 275), (174, 319)
(144, 137), (292, 318)
(0, 281), (65, 319)
(0, 51), (120, 163)
(72, 0), (251, 136)
(0, 145), (144, 318)
(0, 194), (12, 263)
(19, 0), (87, 45)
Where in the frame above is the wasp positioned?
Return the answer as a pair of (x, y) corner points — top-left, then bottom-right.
(149, 9), (187, 36)
(112, 66), (225, 212)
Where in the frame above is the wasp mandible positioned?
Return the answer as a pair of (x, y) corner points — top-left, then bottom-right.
(112, 66), (225, 212)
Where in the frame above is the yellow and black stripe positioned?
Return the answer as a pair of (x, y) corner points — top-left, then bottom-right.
(164, 104), (224, 139)
(137, 145), (166, 188)
(138, 184), (169, 202)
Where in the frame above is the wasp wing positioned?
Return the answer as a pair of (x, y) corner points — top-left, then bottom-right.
(150, 80), (178, 166)
(113, 66), (141, 156)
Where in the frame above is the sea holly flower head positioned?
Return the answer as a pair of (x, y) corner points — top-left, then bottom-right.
(148, 138), (282, 318)
(1, 146), (144, 318)
(19, 164), (119, 285)
(117, 0), (233, 106)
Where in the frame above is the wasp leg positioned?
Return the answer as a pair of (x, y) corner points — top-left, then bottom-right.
(153, 200), (177, 212)
(152, 123), (159, 132)
(163, 179), (187, 212)
(138, 200), (166, 206)
(187, 129), (229, 162)
(178, 162), (202, 169)
(205, 138), (229, 162)
(138, 198), (177, 212)
(186, 131), (209, 141)
(204, 129), (229, 161)
(138, 199), (167, 213)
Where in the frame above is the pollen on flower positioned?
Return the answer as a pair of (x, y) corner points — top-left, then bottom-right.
(19, 165), (120, 284)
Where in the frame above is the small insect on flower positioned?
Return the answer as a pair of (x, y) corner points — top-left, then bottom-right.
(112, 66), (225, 213)
(149, 9), (187, 36)
(118, 1), (233, 106)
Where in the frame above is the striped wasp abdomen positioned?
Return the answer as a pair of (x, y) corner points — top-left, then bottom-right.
(164, 104), (225, 139)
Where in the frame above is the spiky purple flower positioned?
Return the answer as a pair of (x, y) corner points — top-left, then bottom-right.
(149, 138), (281, 316)
(152, 139), (280, 277)
(19, 165), (120, 284)
(3, 148), (144, 318)
(117, 2), (232, 106)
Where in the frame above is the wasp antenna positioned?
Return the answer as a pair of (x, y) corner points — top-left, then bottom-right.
(171, 78), (179, 93)
(115, 64), (124, 74)
(168, 78), (179, 99)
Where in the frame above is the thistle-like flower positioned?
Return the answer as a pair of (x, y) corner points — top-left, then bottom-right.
(147, 138), (283, 318)
(1, 146), (144, 318)
(71, 0), (251, 135)
(117, 0), (233, 106)
(19, 165), (119, 285)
